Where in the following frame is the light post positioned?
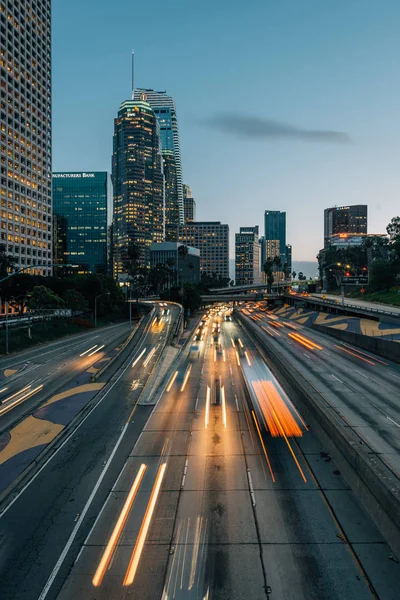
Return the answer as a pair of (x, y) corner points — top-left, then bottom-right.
(94, 292), (110, 328)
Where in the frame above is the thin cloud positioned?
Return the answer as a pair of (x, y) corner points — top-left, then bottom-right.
(206, 114), (351, 144)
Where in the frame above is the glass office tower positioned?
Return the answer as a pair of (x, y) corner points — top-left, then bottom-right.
(162, 150), (180, 241)
(264, 210), (286, 263)
(0, 0), (52, 275)
(112, 96), (164, 275)
(136, 89), (184, 225)
(52, 172), (112, 275)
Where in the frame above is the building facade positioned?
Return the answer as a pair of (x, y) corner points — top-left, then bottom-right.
(53, 172), (112, 275)
(265, 239), (280, 259)
(324, 205), (367, 246)
(163, 150), (179, 241)
(150, 242), (200, 285)
(264, 210), (286, 263)
(0, 0), (52, 276)
(178, 221), (229, 280)
(183, 184), (196, 222)
(259, 236), (266, 270)
(285, 244), (292, 277)
(136, 88), (183, 225)
(235, 226), (261, 286)
(112, 97), (164, 275)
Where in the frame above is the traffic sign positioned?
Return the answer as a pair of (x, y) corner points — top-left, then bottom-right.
(360, 288), (365, 294)
(341, 276), (369, 285)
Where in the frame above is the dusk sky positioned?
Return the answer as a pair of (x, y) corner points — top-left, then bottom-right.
(53, 0), (400, 260)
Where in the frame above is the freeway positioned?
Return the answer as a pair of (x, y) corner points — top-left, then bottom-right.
(0, 302), (181, 600)
(310, 293), (400, 317)
(37, 309), (398, 599)
(239, 305), (400, 478)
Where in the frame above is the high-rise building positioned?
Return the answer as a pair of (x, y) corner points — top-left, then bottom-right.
(178, 221), (229, 280)
(259, 236), (266, 269)
(285, 244), (292, 277)
(112, 96), (164, 275)
(183, 184), (196, 223)
(53, 172), (112, 275)
(150, 242), (200, 285)
(265, 239), (280, 259)
(136, 88), (183, 225)
(163, 150), (179, 241)
(0, 0), (52, 276)
(264, 210), (286, 263)
(235, 226), (261, 286)
(324, 205), (368, 246)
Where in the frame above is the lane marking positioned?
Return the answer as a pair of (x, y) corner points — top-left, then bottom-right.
(387, 416), (400, 428)
(331, 374), (343, 384)
(355, 369), (370, 380)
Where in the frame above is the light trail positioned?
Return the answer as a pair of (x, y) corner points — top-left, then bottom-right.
(221, 385), (227, 428)
(0, 384), (43, 417)
(292, 333), (322, 350)
(88, 344), (105, 357)
(287, 333), (316, 351)
(231, 338), (235, 347)
(123, 462), (167, 586)
(214, 349), (216, 363)
(181, 365), (192, 392)
(79, 345), (98, 357)
(244, 351), (251, 366)
(334, 344), (375, 365)
(235, 350), (240, 366)
(131, 348), (147, 368)
(0, 387), (8, 395)
(272, 407), (307, 482)
(143, 347), (156, 367)
(92, 464), (147, 587)
(251, 410), (275, 482)
(251, 380), (303, 438)
(261, 325), (275, 338)
(340, 343), (388, 365)
(1, 384), (31, 404)
(238, 338), (244, 348)
(223, 349), (226, 362)
(205, 386), (210, 428)
(166, 370), (179, 392)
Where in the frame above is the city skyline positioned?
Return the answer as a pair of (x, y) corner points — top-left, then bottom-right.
(53, 0), (400, 261)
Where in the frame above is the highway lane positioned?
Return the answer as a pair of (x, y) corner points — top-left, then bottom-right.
(55, 311), (398, 599)
(241, 306), (400, 477)
(0, 321), (132, 428)
(0, 303), (181, 600)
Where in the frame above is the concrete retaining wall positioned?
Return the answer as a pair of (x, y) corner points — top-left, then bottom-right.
(312, 323), (400, 364)
(236, 311), (400, 558)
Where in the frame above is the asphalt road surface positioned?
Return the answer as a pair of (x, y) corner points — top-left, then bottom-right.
(0, 303), (181, 600)
(26, 309), (400, 600)
(239, 305), (400, 479)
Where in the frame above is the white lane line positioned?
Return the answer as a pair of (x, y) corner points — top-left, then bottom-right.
(303, 353), (311, 359)
(37, 423), (129, 600)
(387, 416), (400, 428)
(247, 469), (256, 506)
(331, 374), (343, 384)
(355, 369), (370, 380)
(388, 372), (400, 381)
(235, 394), (239, 412)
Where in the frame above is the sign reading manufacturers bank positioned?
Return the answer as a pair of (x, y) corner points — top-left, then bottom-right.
(52, 173), (96, 179)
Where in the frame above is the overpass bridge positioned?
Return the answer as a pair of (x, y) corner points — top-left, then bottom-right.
(201, 293), (280, 303)
(209, 281), (291, 294)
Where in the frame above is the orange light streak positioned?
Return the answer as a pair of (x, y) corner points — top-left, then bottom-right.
(123, 463), (167, 586)
(288, 333), (316, 350)
(92, 464), (147, 587)
(334, 345), (375, 365)
(251, 410), (275, 482)
(271, 408), (307, 482)
(166, 370), (178, 392)
(341, 343), (387, 365)
(251, 380), (303, 438)
(261, 326), (275, 337)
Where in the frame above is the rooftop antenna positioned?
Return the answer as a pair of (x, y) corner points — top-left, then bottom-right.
(132, 50), (135, 100)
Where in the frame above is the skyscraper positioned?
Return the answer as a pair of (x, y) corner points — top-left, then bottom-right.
(112, 96), (164, 276)
(324, 205), (367, 246)
(178, 221), (229, 280)
(53, 172), (112, 275)
(136, 88), (184, 226)
(183, 184), (196, 223)
(264, 210), (286, 263)
(0, 0), (52, 276)
(235, 226), (261, 286)
(163, 150), (179, 241)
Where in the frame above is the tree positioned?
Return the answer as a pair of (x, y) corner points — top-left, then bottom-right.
(298, 272), (307, 281)
(263, 259), (274, 292)
(63, 289), (88, 312)
(28, 286), (64, 310)
(292, 270), (297, 280)
(369, 260), (399, 292)
(0, 244), (16, 279)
